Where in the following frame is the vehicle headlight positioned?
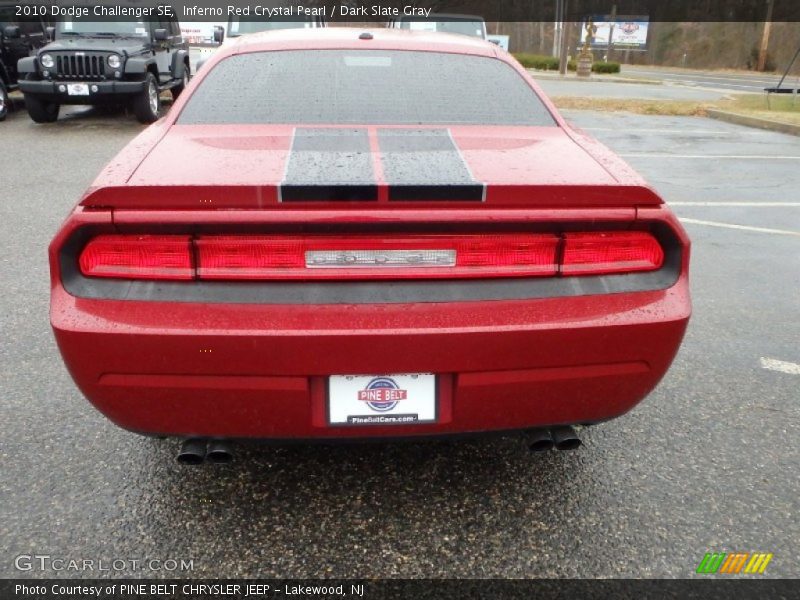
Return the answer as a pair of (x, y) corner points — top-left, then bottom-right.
(40, 54), (54, 69)
(107, 55), (121, 69)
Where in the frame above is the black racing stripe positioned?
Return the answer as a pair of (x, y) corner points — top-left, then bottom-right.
(389, 184), (486, 202)
(280, 184), (377, 202)
(378, 129), (484, 202)
(281, 128), (377, 202)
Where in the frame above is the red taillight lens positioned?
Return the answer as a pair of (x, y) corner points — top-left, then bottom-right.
(76, 231), (666, 281)
(561, 231), (664, 275)
(79, 235), (193, 280)
(195, 234), (560, 280)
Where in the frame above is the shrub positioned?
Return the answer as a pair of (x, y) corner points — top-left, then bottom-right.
(566, 59), (621, 74)
(514, 54), (621, 74)
(512, 53), (559, 71)
(593, 61), (621, 74)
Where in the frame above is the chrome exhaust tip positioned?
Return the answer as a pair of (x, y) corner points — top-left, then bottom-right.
(177, 438), (207, 465)
(528, 428), (555, 452)
(205, 439), (233, 464)
(551, 426), (581, 451)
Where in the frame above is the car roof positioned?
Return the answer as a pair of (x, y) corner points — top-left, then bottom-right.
(228, 27), (498, 57)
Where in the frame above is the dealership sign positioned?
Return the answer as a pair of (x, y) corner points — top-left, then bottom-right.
(580, 16), (649, 50)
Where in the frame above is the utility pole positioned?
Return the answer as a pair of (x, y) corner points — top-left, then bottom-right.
(552, 0), (563, 58)
(607, 4), (617, 62)
(558, 1), (571, 75)
(757, 0), (774, 71)
(539, 21), (545, 53)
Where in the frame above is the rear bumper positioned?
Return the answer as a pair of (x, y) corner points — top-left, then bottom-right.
(51, 278), (690, 439)
(20, 79), (146, 103)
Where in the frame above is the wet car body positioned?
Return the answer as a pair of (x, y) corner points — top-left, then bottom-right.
(50, 29), (691, 441)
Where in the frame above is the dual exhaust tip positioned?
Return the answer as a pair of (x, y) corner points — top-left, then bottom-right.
(528, 426), (582, 452)
(177, 438), (233, 465)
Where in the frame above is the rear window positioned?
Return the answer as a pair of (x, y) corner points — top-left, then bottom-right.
(178, 50), (556, 126)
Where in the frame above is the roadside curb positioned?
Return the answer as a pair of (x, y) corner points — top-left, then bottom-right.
(526, 70), (662, 85)
(706, 109), (800, 136)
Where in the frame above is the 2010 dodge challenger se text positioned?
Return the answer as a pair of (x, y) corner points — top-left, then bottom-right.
(49, 29), (690, 462)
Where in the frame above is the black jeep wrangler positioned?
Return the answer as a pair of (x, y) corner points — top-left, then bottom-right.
(18, 13), (189, 123)
(0, 3), (50, 121)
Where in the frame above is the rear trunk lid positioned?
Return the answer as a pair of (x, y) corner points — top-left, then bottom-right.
(81, 125), (663, 209)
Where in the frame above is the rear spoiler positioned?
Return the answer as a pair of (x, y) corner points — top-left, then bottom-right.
(80, 184), (664, 209)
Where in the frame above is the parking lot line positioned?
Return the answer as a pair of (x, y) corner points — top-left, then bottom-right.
(620, 154), (800, 160)
(679, 218), (800, 236)
(584, 127), (770, 135)
(669, 202), (800, 207)
(684, 82), (768, 91)
(760, 357), (800, 375)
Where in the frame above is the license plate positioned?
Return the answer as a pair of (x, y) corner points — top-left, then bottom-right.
(328, 373), (436, 426)
(67, 83), (90, 96)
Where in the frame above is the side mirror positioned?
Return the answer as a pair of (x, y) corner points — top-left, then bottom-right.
(153, 28), (168, 42)
(212, 26), (224, 45)
(46, 26), (55, 41)
(3, 25), (22, 39)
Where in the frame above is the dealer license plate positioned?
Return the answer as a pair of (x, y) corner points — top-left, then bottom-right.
(328, 373), (437, 426)
(67, 83), (90, 96)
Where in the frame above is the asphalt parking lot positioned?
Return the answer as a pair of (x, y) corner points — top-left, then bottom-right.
(1, 98), (798, 578)
(536, 76), (730, 101)
(623, 65), (792, 93)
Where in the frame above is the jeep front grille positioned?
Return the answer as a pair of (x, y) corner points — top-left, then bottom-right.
(54, 54), (107, 80)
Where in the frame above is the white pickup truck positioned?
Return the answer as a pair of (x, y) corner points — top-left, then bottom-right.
(386, 13), (487, 40)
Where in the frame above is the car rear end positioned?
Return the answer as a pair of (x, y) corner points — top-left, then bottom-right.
(49, 31), (690, 440)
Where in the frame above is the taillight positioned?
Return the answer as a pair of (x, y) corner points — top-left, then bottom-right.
(76, 231), (665, 281)
(195, 234), (559, 280)
(561, 232), (664, 275)
(78, 235), (193, 280)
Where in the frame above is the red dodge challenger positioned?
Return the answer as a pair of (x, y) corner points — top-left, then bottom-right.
(49, 29), (690, 462)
